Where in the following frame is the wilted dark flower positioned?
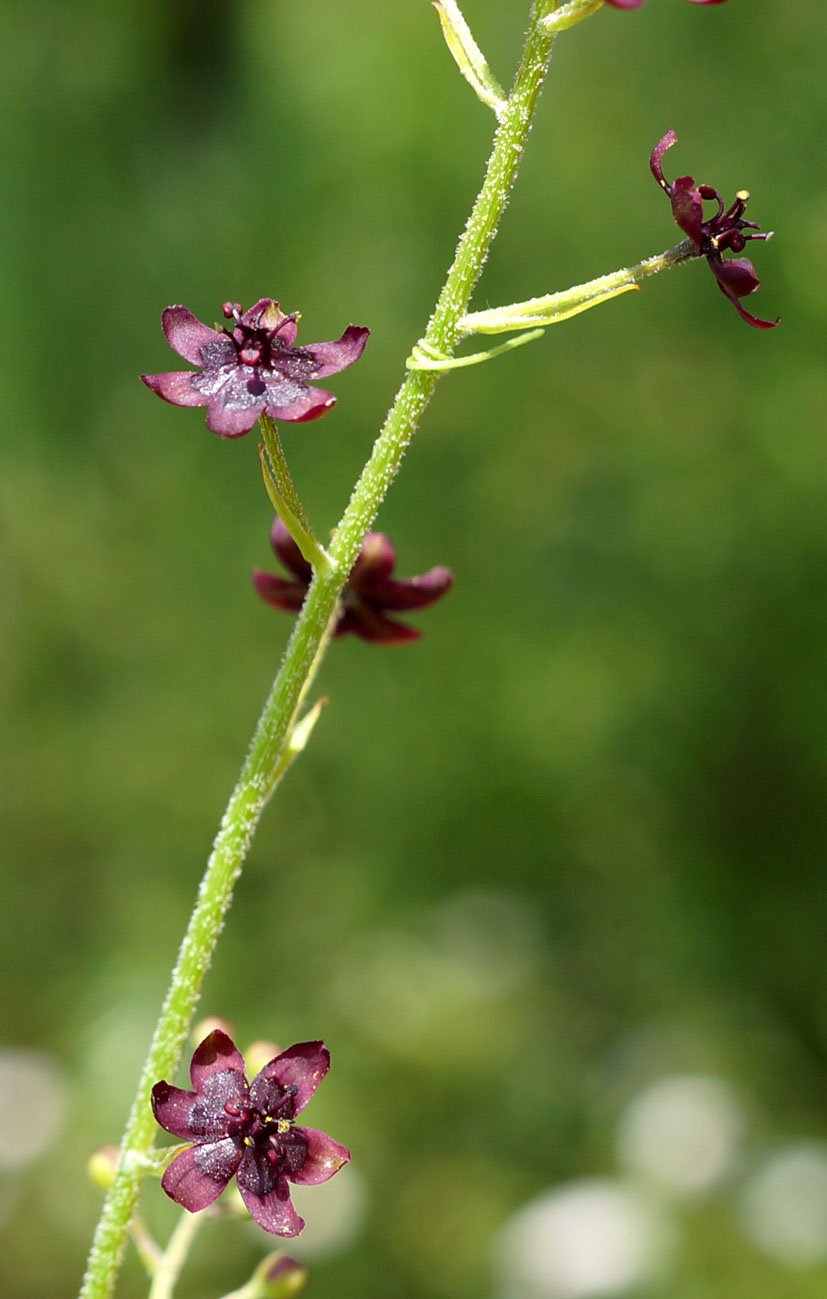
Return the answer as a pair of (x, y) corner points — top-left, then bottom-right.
(253, 517), (454, 645)
(142, 300), (369, 437)
(605, 0), (728, 8)
(151, 1031), (349, 1236)
(650, 130), (778, 330)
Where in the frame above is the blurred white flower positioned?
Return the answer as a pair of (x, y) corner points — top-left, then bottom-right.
(738, 1143), (827, 1267)
(616, 1074), (744, 1198)
(0, 1047), (67, 1171)
(492, 1179), (672, 1299)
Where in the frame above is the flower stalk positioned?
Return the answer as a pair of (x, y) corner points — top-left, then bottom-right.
(258, 417), (331, 572)
(146, 1209), (204, 1299)
(458, 241), (697, 333)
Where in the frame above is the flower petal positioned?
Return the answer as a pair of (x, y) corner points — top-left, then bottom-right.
(338, 605), (422, 644)
(151, 1083), (201, 1139)
(350, 532), (396, 588)
(191, 1030), (248, 1091)
(238, 1175), (305, 1237)
(288, 1127), (350, 1186)
(270, 517), (313, 581)
(161, 306), (220, 364)
(264, 387), (338, 423)
(252, 1041), (330, 1115)
(141, 372), (210, 408)
(709, 255), (759, 299)
(367, 566), (455, 612)
(303, 325), (370, 379)
(251, 571), (308, 612)
(161, 1138), (241, 1211)
(669, 175), (705, 246)
(649, 130), (678, 190)
(710, 258), (779, 329)
(205, 397), (266, 437)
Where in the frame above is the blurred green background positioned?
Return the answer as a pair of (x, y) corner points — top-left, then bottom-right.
(2, 2), (827, 1297)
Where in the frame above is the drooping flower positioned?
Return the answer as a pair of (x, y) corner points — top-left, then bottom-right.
(253, 517), (454, 645)
(142, 300), (369, 437)
(650, 130), (778, 330)
(151, 1031), (349, 1236)
(605, 1), (728, 9)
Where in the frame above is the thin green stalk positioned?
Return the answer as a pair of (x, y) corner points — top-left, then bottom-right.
(78, 6), (562, 1296)
(146, 1209), (204, 1299)
(459, 240), (698, 332)
(259, 415), (331, 572)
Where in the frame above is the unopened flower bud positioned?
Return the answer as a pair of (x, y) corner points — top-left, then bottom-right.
(244, 1040), (282, 1078)
(249, 1252), (309, 1299)
(87, 1145), (119, 1190)
(192, 1016), (234, 1046)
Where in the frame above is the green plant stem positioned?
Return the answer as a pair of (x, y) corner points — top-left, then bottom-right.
(79, 6), (560, 1297)
(146, 1209), (204, 1299)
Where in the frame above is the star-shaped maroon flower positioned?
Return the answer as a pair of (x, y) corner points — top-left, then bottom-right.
(605, 1), (728, 9)
(142, 300), (369, 437)
(650, 130), (778, 330)
(151, 1031), (349, 1237)
(253, 517), (454, 645)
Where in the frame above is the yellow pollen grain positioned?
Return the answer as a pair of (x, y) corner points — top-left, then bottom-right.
(277, 1119), (292, 1134)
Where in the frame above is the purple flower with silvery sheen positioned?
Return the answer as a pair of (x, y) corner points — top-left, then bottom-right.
(605, 0), (728, 9)
(141, 300), (369, 437)
(253, 517), (455, 645)
(650, 130), (779, 330)
(151, 1031), (349, 1237)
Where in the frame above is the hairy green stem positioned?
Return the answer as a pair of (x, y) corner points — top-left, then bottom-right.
(79, 6), (561, 1295)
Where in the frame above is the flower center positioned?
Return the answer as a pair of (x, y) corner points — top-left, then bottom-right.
(224, 1082), (301, 1160)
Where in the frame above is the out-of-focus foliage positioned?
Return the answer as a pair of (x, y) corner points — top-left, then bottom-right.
(2, 3), (826, 1298)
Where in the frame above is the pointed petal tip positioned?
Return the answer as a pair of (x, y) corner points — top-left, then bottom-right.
(141, 371), (210, 408)
(650, 129), (678, 188)
(251, 569), (308, 612)
(160, 305), (220, 364)
(255, 1041), (331, 1113)
(240, 1182), (306, 1237)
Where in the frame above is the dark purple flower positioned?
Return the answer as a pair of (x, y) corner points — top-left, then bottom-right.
(151, 1031), (349, 1236)
(142, 300), (369, 437)
(650, 130), (779, 330)
(605, 1), (728, 8)
(253, 517), (454, 645)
